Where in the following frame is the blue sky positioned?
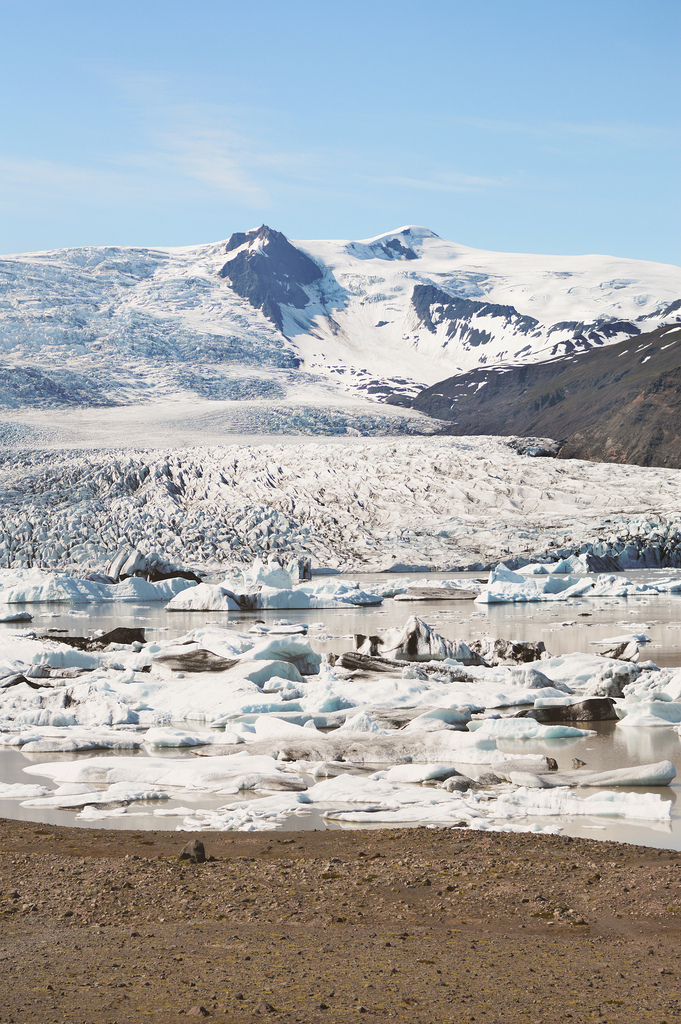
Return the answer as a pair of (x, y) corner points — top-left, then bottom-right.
(1, 0), (679, 263)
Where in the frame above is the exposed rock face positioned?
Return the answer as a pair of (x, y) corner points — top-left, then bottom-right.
(409, 323), (681, 468)
(219, 225), (322, 333)
(411, 284), (541, 347)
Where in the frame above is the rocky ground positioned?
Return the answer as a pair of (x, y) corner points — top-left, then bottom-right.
(1, 821), (680, 1023)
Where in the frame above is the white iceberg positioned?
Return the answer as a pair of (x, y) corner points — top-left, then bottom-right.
(0, 567), (195, 605)
(476, 565), (594, 604)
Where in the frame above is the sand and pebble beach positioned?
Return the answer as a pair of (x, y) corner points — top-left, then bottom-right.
(1, 820), (680, 1023)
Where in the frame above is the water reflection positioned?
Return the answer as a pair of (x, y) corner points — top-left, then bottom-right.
(6, 568), (681, 665)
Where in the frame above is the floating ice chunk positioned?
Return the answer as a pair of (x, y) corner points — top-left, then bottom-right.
(228, 658), (304, 689)
(590, 575), (660, 597)
(76, 806), (146, 821)
(23, 752), (295, 793)
(492, 786), (671, 821)
(617, 700), (681, 727)
(153, 805), (198, 817)
(469, 718), (595, 740)
(253, 716), (320, 740)
(143, 727), (214, 747)
(22, 783), (170, 810)
(295, 580), (383, 607)
(32, 648), (100, 670)
(7, 725), (143, 752)
(242, 556), (296, 590)
(516, 555), (588, 575)
(508, 772), (552, 788)
(109, 577), (195, 602)
(653, 579), (681, 593)
(402, 707), (471, 732)
(238, 635), (321, 675)
(0, 782), (50, 799)
(166, 577), (382, 613)
(528, 652), (617, 691)
(323, 805), (472, 826)
(10, 710), (78, 729)
(180, 627), (256, 660)
(302, 773), (455, 806)
(384, 764), (462, 784)
(476, 565), (594, 604)
(0, 610), (32, 623)
(337, 711), (389, 734)
(509, 665), (573, 693)
(0, 567), (195, 605)
(490, 753), (557, 776)
(548, 761), (676, 787)
(166, 582), (240, 612)
(228, 772), (307, 792)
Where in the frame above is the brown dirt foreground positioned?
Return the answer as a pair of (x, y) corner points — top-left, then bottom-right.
(1, 821), (681, 1024)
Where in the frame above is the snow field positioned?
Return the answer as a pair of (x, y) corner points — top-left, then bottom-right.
(2, 227), (679, 421)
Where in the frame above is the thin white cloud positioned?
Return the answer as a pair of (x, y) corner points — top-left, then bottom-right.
(0, 157), (156, 210)
(450, 113), (679, 148)
(361, 170), (511, 193)
(155, 126), (269, 204)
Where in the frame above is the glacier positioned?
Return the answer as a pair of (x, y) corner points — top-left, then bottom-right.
(3, 437), (681, 574)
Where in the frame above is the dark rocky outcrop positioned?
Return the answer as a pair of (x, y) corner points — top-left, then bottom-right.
(407, 322), (681, 468)
(411, 284), (540, 341)
(219, 225), (322, 333)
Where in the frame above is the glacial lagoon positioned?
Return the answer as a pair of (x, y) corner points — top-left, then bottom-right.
(3, 568), (681, 848)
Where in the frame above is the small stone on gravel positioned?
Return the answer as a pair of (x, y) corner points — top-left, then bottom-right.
(180, 839), (206, 863)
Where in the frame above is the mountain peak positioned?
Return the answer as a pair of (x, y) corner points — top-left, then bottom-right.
(358, 226), (441, 245)
(219, 225), (322, 332)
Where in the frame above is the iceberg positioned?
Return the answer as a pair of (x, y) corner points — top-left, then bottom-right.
(476, 565), (594, 604)
(165, 575), (382, 612)
(0, 567), (194, 605)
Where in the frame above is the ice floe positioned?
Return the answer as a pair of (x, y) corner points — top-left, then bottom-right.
(0, 567), (194, 604)
(165, 575), (382, 612)
(0, 609), (679, 838)
(476, 563), (681, 606)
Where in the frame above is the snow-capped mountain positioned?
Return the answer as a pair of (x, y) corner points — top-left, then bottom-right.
(0, 224), (679, 436)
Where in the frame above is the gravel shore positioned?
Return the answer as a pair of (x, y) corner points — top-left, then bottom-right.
(1, 819), (680, 1023)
